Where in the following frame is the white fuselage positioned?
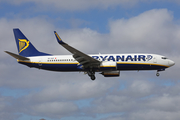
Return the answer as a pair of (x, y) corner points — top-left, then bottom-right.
(18, 53), (175, 72)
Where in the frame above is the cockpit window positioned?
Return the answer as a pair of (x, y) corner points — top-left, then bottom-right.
(162, 57), (168, 59)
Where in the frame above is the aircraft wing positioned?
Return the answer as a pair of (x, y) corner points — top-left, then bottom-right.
(54, 31), (100, 68)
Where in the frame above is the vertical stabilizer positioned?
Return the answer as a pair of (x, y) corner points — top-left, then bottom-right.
(13, 28), (50, 57)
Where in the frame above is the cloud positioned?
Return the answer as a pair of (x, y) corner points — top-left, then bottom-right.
(1, 0), (180, 11)
(0, 17), (58, 89)
(147, 93), (180, 111)
(1, 8), (180, 120)
(0, 0), (139, 11)
(87, 81), (180, 120)
(88, 80), (154, 114)
(31, 101), (78, 118)
(109, 9), (177, 54)
(26, 79), (117, 101)
(0, 95), (20, 119)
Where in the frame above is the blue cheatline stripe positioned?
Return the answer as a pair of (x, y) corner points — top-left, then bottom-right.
(116, 62), (168, 70)
(117, 62), (169, 68)
(18, 60), (168, 71)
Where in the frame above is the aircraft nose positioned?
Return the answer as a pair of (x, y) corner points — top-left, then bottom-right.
(168, 60), (175, 67)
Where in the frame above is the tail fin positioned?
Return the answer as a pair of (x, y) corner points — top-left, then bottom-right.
(13, 28), (50, 57)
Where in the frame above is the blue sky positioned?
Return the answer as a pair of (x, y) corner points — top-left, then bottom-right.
(0, 0), (180, 120)
(2, 1), (180, 33)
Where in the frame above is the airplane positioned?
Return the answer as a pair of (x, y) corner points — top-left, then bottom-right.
(5, 28), (175, 80)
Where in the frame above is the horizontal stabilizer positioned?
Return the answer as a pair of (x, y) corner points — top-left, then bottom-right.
(5, 51), (29, 60)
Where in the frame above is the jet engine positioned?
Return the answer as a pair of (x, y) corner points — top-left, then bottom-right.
(101, 71), (120, 77)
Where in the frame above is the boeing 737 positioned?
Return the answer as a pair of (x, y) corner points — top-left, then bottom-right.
(5, 28), (175, 80)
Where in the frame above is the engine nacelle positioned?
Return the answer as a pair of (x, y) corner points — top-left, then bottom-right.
(100, 61), (117, 71)
(101, 71), (120, 77)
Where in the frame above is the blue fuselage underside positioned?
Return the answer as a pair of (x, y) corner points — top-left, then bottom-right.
(19, 62), (167, 72)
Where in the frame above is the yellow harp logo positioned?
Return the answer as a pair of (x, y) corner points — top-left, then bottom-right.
(18, 39), (29, 53)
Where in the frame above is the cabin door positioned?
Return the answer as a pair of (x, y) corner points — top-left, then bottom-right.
(153, 57), (157, 63)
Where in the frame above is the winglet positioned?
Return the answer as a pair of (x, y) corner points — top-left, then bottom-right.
(54, 31), (65, 44)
